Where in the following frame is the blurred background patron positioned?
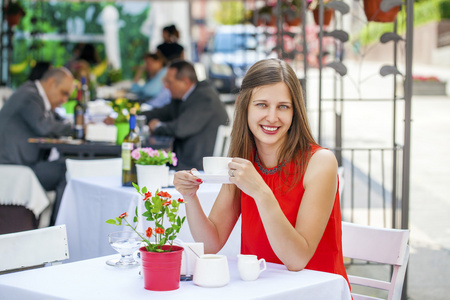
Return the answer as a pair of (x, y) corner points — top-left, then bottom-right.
(140, 60), (228, 170)
(0, 68), (75, 226)
(157, 24), (185, 62)
(129, 52), (171, 109)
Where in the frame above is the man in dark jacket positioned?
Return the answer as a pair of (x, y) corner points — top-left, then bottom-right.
(0, 67), (74, 225)
(141, 60), (228, 170)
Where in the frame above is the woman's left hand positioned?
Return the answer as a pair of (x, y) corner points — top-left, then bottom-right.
(228, 157), (270, 199)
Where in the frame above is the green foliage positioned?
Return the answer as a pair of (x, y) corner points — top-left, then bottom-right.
(10, 2), (150, 88)
(214, 1), (246, 25)
(438, 0), (450, 19)
(106, 183), (186, 253)
(357, 0), (446, 46)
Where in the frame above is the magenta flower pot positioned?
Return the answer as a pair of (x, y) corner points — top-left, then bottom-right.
(140, 245), (184, 291)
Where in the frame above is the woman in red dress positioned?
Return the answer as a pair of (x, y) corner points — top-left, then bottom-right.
(174, 58), (349, 283)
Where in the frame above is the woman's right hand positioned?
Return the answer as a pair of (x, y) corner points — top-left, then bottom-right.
(173, 169), (203, 199)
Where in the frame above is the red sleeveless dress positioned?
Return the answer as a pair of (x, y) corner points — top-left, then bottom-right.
(240, 146), (349, 284)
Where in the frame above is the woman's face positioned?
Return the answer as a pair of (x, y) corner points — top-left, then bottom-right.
(247, 82), (293, 152)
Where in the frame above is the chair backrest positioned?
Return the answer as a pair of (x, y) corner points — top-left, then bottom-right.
(337, 166), (344, 198)
(213, 125), (232, 157)
(342, 222), (410, 300)
(65, 158), (122, 181)
(0, 225), (69, 273)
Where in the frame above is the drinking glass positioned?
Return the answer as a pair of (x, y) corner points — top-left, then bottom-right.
(106, 231), (143, 268)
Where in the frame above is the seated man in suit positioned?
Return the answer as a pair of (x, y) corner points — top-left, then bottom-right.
(0, 67), (75, 226)
(140, 60), (228, 171)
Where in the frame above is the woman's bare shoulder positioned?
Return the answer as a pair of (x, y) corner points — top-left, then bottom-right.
(304, 148), (338, 180)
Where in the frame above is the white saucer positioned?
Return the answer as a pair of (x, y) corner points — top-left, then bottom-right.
(192, 171), (231, 184)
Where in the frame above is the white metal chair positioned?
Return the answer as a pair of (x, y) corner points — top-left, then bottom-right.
(213, 125), (232, 157)
(338, 166), (344, 199)
(341, 221), (410, 300)
(0, 225), (69, 273)
(65, 158), (122, 181)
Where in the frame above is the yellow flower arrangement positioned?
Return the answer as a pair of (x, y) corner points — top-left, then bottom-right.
(110, 98), (140, 123)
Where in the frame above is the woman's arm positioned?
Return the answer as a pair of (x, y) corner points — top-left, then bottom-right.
(229, 149), (337, 271)
(173, 170), (240, 254)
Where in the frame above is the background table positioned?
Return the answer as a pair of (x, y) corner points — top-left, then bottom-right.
(0, 255), (351, 300)
(28, 136), (173, 158)
(55, 176), (241, 263)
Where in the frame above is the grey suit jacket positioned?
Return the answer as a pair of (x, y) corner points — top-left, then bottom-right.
(141, 80), (228, 170)
(0, 81), (73, 166)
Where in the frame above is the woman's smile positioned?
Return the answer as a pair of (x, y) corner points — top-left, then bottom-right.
(260, 125), (280, 134)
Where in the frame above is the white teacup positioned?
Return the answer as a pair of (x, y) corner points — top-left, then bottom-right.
(193, 254), (230, 288)
(203, 157), (232, 175)
(237, 254), (267, 281)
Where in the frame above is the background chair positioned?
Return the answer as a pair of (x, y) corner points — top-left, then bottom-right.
(213, 125), (232, 157)
(338, 166), (344, 199)
(0, 225), (69, 273)
(65, 158), (122, 181)
(342, 221), (410, 300)
(0, 165), (54, 233)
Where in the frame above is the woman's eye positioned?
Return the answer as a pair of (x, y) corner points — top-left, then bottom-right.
(256, 103), (266, 108)
(279, 105), (290, 109)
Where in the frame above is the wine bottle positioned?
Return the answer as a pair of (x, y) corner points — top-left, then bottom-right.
(81, 76), (90, 106)
(73, 89), (85, 140)
(122, 107), (141, 186)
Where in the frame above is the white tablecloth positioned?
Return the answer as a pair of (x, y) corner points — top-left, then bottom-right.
(0, 165), (50, 217)
(0, 255), (351, 300)
(55, 176), (241, 262)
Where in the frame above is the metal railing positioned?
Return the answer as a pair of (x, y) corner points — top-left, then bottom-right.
(331, 146), (404, 229)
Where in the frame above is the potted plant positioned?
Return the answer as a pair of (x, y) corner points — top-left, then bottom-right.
(363, 0), (400, 23)
(106, 184), (186, 291)
(3, 1), (25, 27)
(257, 4), (276, 27)
(411, 75), (447, 96)
(308, 0), (334, 27)
(283, 0), (302, 27)
(131, 147), (177, 191)
(109, 98), (140, 144)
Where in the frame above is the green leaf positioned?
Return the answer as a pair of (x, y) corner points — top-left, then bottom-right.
(142, 186), (147, 194)
(133, 216), (138, 223)
(105, 219), (117, 225)
(132, 182), (140, 194)
(144, 201), (151, 211)
(168, 235), (176, 240)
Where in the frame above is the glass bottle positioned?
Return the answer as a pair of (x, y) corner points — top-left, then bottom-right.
(122, 107), (141, 186)
(73, 89), (85, 140)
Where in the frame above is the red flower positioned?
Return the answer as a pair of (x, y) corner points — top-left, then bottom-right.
(119, 212), (128, 219)
(143, 192), (152, 201)
(157, 191), (171, 198)
(155, 227), (165, 234)
(146, 227), (153, 238)
(177, 198), (184, 203)
(162, 200), (172, 207)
